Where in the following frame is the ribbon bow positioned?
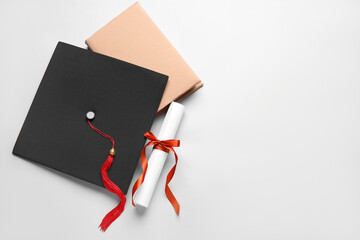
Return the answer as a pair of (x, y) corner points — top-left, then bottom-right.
(132, 131), (181, 214)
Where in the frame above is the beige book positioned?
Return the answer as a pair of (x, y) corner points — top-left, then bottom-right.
(86, 2), (203, 114)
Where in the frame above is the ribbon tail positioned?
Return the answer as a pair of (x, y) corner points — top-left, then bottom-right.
(165, 148), (180, 215)
(132, 141), (156, 206)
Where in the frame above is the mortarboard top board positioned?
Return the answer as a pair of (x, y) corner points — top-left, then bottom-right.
(13, 42), (168, 194)
(86, 2), (203, 115)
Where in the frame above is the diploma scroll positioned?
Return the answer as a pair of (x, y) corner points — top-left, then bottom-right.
(134, 102), (185, 208)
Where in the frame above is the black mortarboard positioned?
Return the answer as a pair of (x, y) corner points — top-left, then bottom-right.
(12, 42), (168, 230)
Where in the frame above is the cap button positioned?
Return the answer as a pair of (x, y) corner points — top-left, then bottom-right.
(86, 111), (95, 120)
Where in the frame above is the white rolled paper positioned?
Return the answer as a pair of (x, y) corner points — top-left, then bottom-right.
(134, 102), (185, 208)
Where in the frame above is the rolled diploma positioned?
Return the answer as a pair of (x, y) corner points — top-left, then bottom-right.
(134, 102), (185, 208)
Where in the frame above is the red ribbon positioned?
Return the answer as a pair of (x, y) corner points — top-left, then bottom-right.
(132, 131), (181, 215)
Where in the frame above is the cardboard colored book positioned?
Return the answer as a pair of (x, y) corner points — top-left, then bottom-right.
(13, 42), (168, 194)
(86, 2), (203, 114)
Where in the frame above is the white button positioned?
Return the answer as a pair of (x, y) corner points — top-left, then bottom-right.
(86, 111), (95, 120)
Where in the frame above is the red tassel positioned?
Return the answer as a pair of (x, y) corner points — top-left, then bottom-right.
(99, 152), (126, 231)
(87, 120), (126, 232)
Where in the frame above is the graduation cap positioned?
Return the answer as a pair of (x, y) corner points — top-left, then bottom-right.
(13, 42), (168, 231)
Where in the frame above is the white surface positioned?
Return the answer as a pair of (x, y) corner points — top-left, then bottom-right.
(1, 0), (360, 239)
(134, 102), (185, 208)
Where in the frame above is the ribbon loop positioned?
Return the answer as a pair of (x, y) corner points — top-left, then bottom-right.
(132, 131), (181, 215)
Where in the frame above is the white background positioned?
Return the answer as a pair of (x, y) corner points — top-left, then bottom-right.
(1, 0), (360, 239)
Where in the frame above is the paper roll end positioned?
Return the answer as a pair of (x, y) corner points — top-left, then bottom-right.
(170, 101), (185, 110)
(134, 200), (149, 209)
